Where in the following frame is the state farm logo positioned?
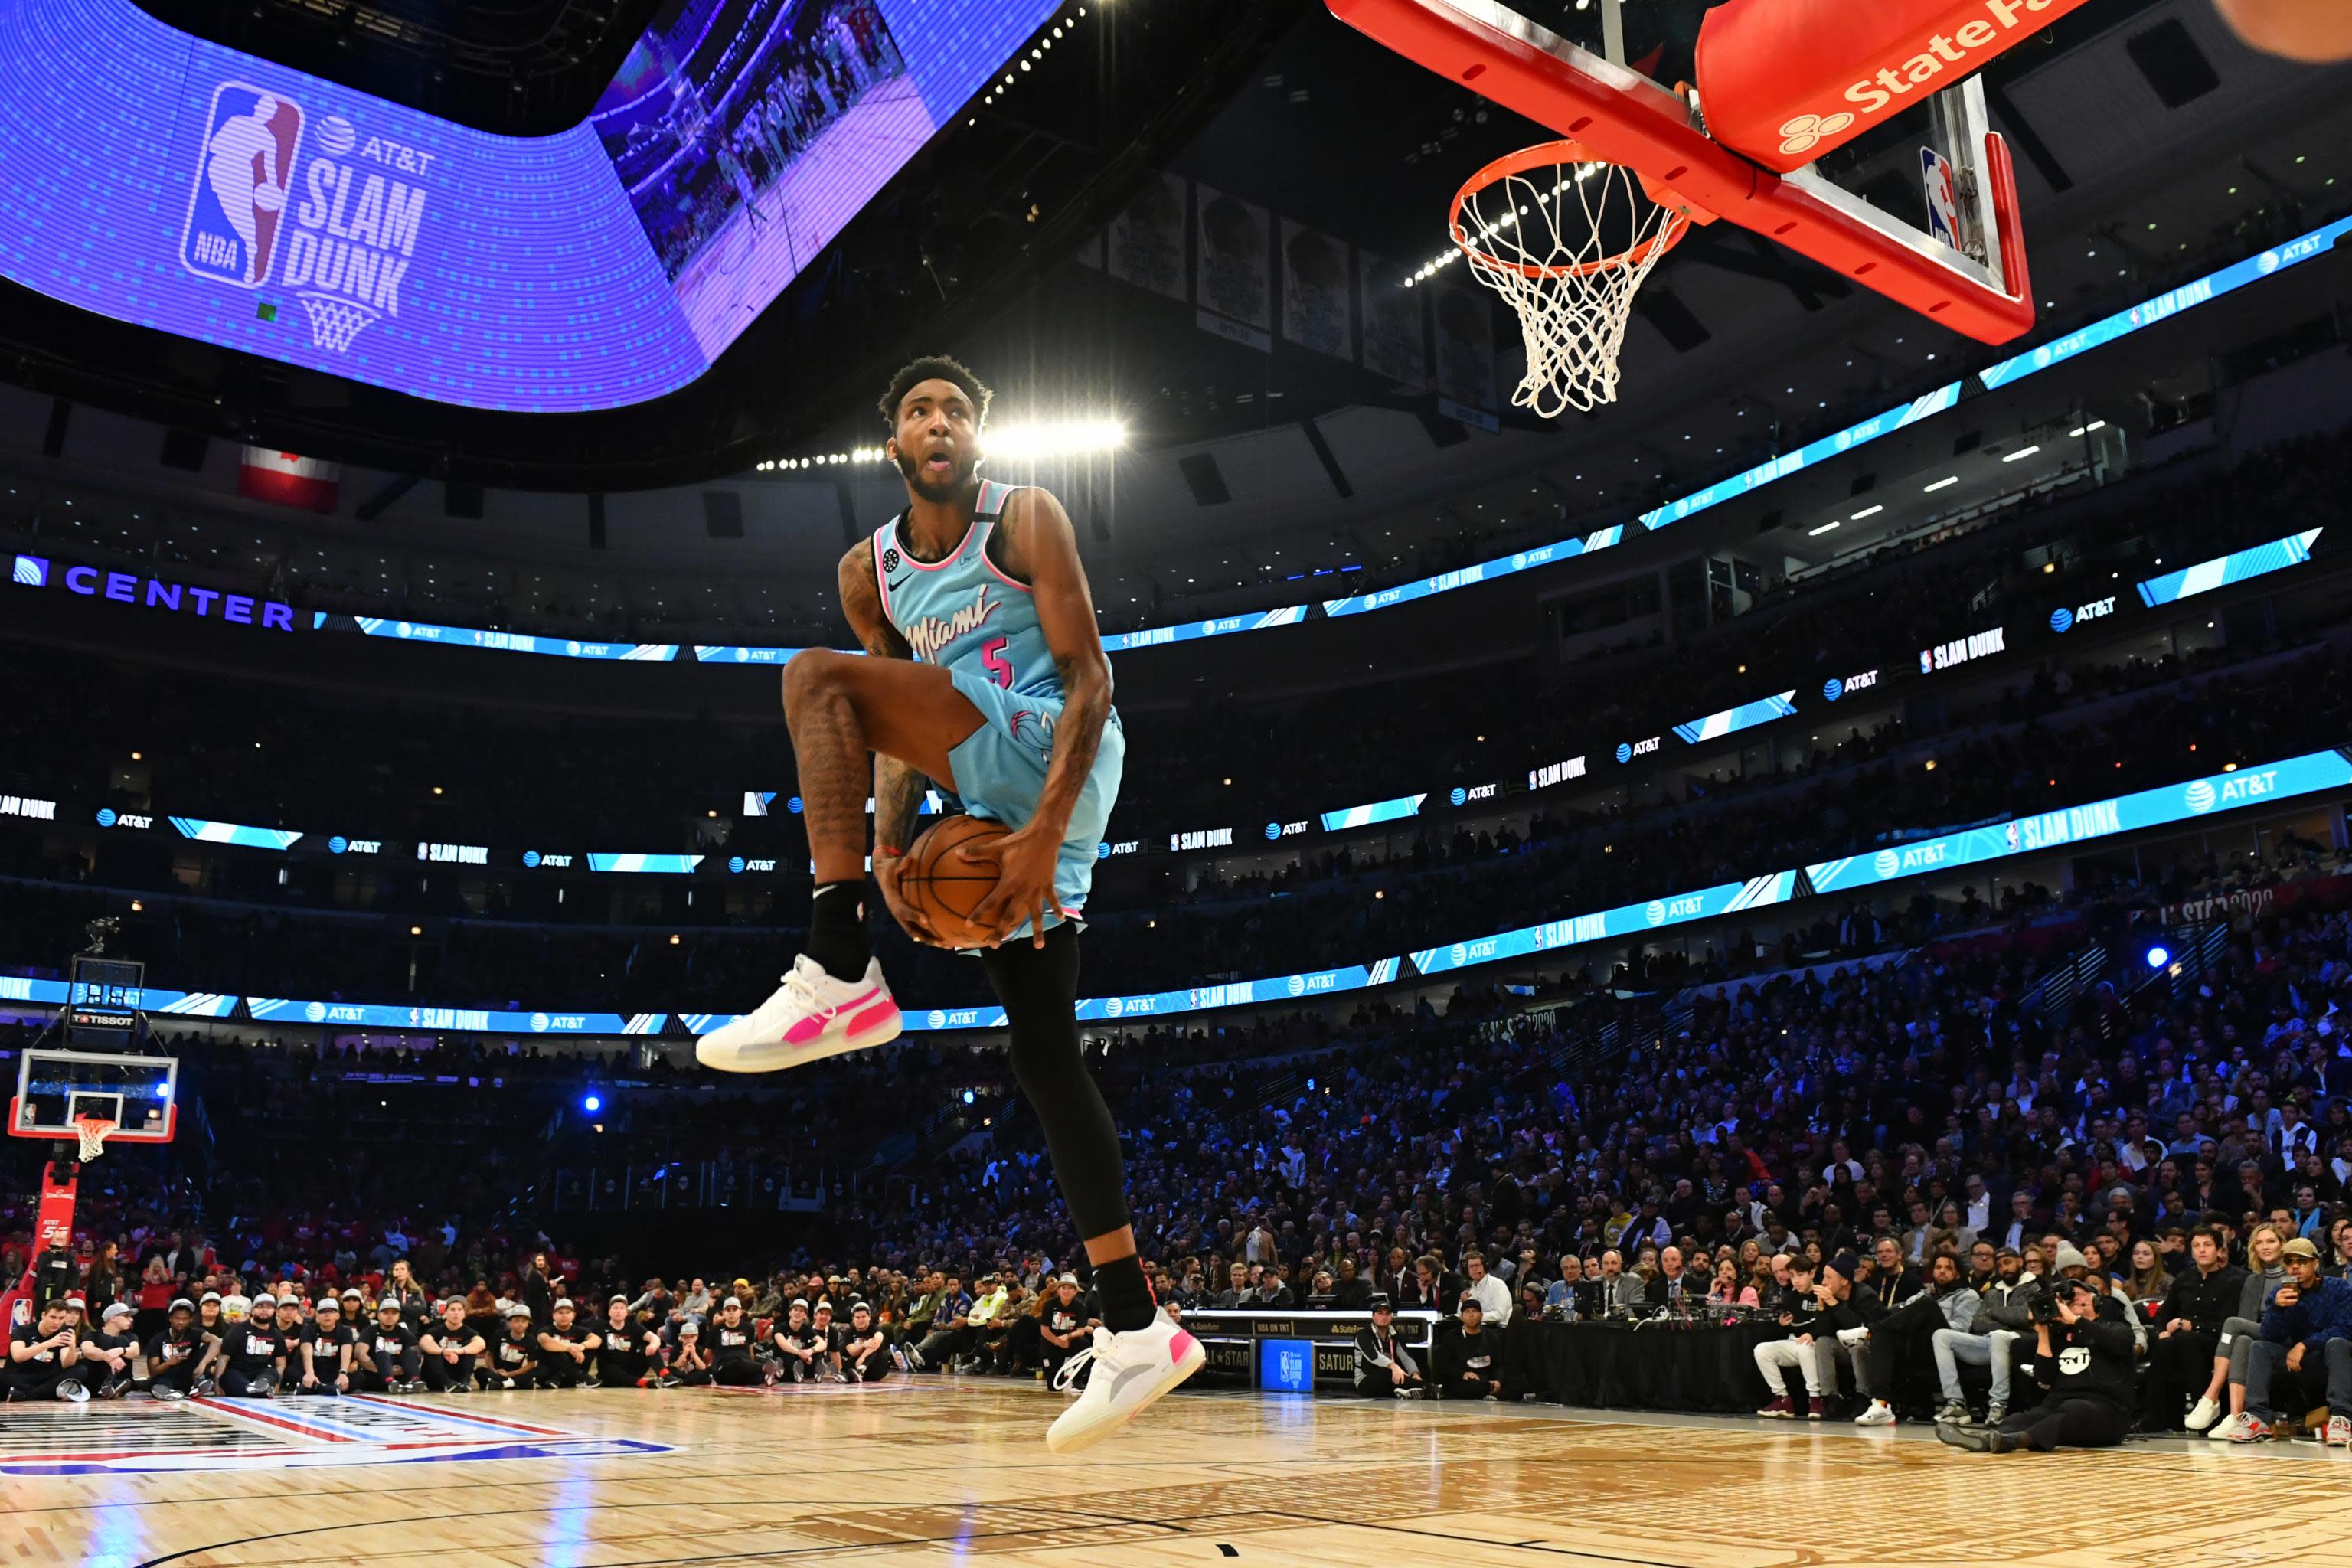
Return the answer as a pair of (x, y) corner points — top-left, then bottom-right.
(1778, 111), (1854, 156)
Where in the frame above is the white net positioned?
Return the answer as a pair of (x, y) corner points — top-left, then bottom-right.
(297, 292), (381, 354)
(74, 1117), (116, 1162)
(1454, 156), (1689, 418)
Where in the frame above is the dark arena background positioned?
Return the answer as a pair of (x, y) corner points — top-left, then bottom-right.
(5, 0), (2352, 1560)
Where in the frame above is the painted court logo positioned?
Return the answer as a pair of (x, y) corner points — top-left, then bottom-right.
(182, 83), (304, 289)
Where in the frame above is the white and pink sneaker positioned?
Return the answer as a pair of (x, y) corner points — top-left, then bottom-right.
(1044, 1308), (1204, 1454)
(694, 956), (902, 1073)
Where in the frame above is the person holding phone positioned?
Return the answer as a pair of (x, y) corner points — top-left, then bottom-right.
(2236, 1236), (2352, 1445)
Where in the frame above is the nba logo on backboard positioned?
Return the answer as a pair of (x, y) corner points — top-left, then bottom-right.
(1920, 146), (1960, 251)
(182, 82), (304, 289)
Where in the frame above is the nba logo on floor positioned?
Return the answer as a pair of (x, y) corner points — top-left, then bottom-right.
(1920, 146), (1960, 250)
(182, 82), (305, 289)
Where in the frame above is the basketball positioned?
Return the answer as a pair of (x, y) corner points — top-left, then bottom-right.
(895, 814), (1008, 949)
(252, 182), (286, 213)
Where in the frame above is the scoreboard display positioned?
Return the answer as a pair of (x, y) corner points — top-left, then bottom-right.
(65, 956), (144, 1040)
(0, 0), (1060, 411)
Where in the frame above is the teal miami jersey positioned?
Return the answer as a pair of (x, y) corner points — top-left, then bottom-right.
(873, 480), (1060, 700)
(869, 478), (1124, 932)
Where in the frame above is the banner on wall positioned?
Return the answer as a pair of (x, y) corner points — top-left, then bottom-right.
(1194, 185), (1272, 351)
(1357, 250), (1426, 388)
(1432, 283), (1497, 424)
(1280, 220), (1351, 361)
(1106, 172), (1189, 302)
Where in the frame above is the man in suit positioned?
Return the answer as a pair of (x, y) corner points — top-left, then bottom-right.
(1644, 1246), (1697, 1312)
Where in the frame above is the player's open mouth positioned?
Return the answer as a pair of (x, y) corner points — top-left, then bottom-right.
(923, 455), (954, 473)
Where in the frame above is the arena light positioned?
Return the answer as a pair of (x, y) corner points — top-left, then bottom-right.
(982, 419), (1129, 460)
(2145, 946), (2170, 971)
(2001, 444), (2043, 463)
(583, 1093), (602, 1113)
(1923, 475), (1960, 492)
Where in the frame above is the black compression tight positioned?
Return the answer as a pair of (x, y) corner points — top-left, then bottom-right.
(981, 922), (1132, 1240)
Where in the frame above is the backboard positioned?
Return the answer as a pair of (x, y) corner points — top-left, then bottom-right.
(9, 1048), (178, 1145)
(1332, 0), (2063, 407)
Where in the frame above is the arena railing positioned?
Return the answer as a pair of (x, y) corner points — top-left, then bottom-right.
(4, 746), (2343, 1039)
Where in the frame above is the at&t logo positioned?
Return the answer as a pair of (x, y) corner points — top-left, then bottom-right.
(304, 1001), (327, 1023)
(530, 1011), (551, 1032)
(1643, 900), (1666, 926)
(2184, 779), (2217, 814)
(1873, 849), (1902, 878)
(926, 1009), (947, 1029)
(1104, 997), (1124, 1017)
(2050, 597), (2115, 635)
(1617, 743), (1633, 764)
(1449, 942), (1468, 966)
(1823, 678), (1844, 702)
(1286, 975), (1305, 997)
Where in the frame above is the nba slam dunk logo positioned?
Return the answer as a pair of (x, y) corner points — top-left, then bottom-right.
(181, 82), (432, 355)
(182, 84), (303, 289)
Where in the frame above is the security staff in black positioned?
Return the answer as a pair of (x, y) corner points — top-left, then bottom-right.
(80, 1304), (142, 1398)
(707, 1298), (765, 1387)
(217, 1304), (286, 1397)
(355, 1299), (421, 1393)
(774, 1301), (825, 1383)
(1432, 1299), (1504, 1399)
(142, 1300), (215, 1400)
(485, 1308), (538, 1390)
(1352, 1298), (1424, 1396)
(1039, 1278), (1096, 1390)
(841, 1303), (892, 1383)
(7, 1300), (86, 1402)
(593, 1298), (656, 1388)
(299, 1297), (354, 1395)
(534, 1300), (597, 1388)
(420, 1301), (485, 1393)
(1937, 1279), (2136, 1452)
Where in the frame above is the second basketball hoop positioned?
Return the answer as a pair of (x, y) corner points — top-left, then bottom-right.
(1450, 139), (1707, 416)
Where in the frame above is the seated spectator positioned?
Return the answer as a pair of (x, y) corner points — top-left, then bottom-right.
(535, 1298), (599, 1388)
(2236, 1237), (2352, 1445)
(841, 1303), (891, 1383)
(484, 1307), (539, 1390)
(773, 1299), (825, 1383)
(420, 1299), (484, 1393)
(2197, 1222), (2292, 1440)
(1855, 1251), (1980, 1426)
(1753, 1256), (1831, 1419)
(77, 1303), (139, 1399)
(8, 1298), (88, 1403)
(1932, 1246), (2035, 1425)
(142, 1298), (215, 1401)
(296, 1295), (352, 1396)
(1037, 1276), (1095, 1390)
(354, 1297), (420, 1393)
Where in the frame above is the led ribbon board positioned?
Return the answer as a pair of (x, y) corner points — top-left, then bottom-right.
(1672, 692), (1798, 746)
(1805, 750), (2352, 894)
(2135, 529), (2322, 609)
(0, 0), (1063, 410)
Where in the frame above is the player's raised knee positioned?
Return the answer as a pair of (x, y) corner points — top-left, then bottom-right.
(782, 647), (853, 711)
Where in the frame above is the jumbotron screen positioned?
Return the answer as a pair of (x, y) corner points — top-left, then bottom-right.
(0, 0), (1059, 410)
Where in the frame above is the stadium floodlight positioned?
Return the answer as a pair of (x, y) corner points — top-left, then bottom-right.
(2145, 946), (2170, 971)
(583, 1093), (602, 1112)
(982, 419), (1128, 461)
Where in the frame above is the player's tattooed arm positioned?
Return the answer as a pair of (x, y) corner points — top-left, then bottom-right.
(838, 541), (927, 854)
(999, 488), (1113, 844)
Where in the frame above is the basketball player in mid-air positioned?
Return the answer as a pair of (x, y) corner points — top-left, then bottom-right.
(697, 357), (1201, 1450)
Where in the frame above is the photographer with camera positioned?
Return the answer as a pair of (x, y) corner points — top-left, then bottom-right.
(1936, 1278), (2135, 1452)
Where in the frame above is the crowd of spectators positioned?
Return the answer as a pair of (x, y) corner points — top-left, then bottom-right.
(14, 848), (2352, 1447)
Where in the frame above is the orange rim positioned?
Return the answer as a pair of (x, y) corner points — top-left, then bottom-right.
(1449, 139), (1696, 280)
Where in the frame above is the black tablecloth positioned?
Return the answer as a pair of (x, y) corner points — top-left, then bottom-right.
(1501, 1318), (1780, 1413)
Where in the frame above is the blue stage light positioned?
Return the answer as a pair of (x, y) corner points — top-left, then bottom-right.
(583, 1093), (602, 1113)
(2145, 946), (2170, 971)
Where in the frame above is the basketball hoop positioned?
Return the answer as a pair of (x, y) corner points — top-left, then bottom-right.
(73, 1117), (116, 1163)
(1451, 140), (1704, 417)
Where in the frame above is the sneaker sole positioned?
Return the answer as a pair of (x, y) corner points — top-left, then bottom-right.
(697, 1006), (903, 1074)
(1044, 1336), (1206, 1455)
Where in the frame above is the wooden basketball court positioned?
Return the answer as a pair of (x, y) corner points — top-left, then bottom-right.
(8, 1381), (2352, 1566)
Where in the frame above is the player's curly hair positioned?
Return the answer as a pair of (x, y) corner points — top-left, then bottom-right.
(877, 355), (992, 432)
